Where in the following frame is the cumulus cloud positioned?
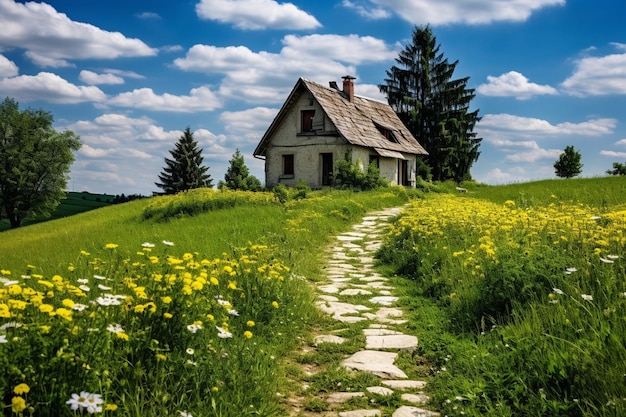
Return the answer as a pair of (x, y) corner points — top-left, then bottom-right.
(477, 71), (558, 100)
(367, 0), (564, 25)
(137, 11), (161, 19)
(220, 107), (278, 145)
(195, 0), (321, 30)
(561, 44), (626, 96)
(478, 114), (617, 137)
(0, 72), (106, 103)
(79, 70), (125, 85)
(0, 53), (18, 77)
(174, 34), (396, 103)
(341, 0), (391, 19)
(108, 86), (222, 112)
(0, 0), (157, 67)
(600, 150), (626, 159)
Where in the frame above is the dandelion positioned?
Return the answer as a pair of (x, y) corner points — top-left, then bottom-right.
(163, 312), (173, 319)
(105, 404), (118, 411)
(581, 294), (593, 301)
(156, 354), (167, 361)
(104, 243), (118, 249)
(13, 383), (30, 395)
(12, 396), (26, 413)
(247, 320), (255, 327)
(244, 331), (253, 339)
(272, 301), (279, 308)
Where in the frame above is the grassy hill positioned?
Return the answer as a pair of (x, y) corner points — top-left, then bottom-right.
(1, 178), (625, 416)
(0, 191), (115, 232)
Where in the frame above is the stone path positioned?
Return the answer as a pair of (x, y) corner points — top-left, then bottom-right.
(289, 207), (439, 417)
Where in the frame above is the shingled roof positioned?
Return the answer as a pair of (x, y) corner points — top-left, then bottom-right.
(254, 77), (427, 158)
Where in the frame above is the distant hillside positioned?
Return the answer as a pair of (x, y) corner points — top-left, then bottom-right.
(0, 191), (114, 231)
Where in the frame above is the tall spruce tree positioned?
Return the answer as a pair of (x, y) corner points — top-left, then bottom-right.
(155, 127), (213, 194)
(380, 25), (482, 182)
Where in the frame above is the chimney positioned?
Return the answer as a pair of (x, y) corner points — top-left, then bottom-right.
(342, 75), (356, 102)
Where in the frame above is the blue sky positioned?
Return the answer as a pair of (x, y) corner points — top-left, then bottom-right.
(1, 0), (625, 195)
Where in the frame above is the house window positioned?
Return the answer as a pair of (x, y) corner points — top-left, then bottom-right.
(376, 125), (399, 143)
(282, 154), (294, 176)
(301, 110), (315, 132)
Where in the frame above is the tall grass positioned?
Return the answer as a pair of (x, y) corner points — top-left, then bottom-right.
(0, 188), (412, 416)
(379, 176), (626, 416)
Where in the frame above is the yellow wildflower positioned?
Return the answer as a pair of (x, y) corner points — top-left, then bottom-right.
(163, 312), (173, 319)
(244, 331), (253, 339)
(11, 396), (26, 413)
(55, 308), (73, 321)
(161, 296), (172, 304)
(13, 383), (30, 395)
(39, 304), (54, 313)
(105, 243), (118, 249)
(272, 301), (279, 309)
(247, 320), (255, 327)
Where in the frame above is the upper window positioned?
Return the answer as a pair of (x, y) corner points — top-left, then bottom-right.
(377, 125), (399, 143)
(282, 154), (294, 176)
(301, 110), (315, 132)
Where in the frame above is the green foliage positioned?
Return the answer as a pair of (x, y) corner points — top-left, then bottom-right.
(155, 127), (213, 195)
(142, 188), (275, 221)
(380, 25), (481, 182)
(219, 149), (262, 191)
(272, 180), (310, 204)
(333, 158), (388, 190)
(606, 161), (626, 176)
(379, 181), (626, 416)
(0, 97), (81, 228)
(554, 145), (583, 178)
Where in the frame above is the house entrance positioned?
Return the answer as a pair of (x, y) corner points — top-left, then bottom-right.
(398, 159), (409, 186)
(321, 153), (333, 186)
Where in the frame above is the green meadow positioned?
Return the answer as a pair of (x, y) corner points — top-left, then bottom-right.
(1, 177), (625, 416)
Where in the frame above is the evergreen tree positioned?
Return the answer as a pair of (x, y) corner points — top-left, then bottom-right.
(155, 127), (213, 195)
(219, 149), (262, 191)
(0, 97), (81, 228)
(380, 25), (482, 182)
(554, 145), (583, 178)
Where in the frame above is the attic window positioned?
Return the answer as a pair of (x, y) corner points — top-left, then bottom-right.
(301, 110), (315, 132)
(377, 125), (399, 143)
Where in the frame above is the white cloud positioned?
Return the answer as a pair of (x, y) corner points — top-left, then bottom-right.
(221, 107), (278, 145)
(342, 0), (391, 19)
(174, 34), (396, 103)
(615, 139), (626, 147)
(0, 72), (106, 103)
(108, 86), (222, 112)
(477, 71), (558, 100)
(79, 70), (125, 85)
(368, 0), (564, 25)
(0, 53), (18, 77)
(0, 0), (157, 67)
(478, 114), (616, 137)
(195, 0), (321, 30)
(137, 11), (161, 19)
(354, 83), (387, 102)
(600, 150), (626, 159)
(561, 45), (626, 96)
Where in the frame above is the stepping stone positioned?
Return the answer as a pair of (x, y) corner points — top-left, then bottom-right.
(315, 335), (346, 345)
(316, 301), (370, 317)
(376, 307), (404, 320)
(327, 392), (365, 404)
(331, 278), (354, 283)
(360, 276), (388, 282)
(342, 350), (407, 379)
(379, 290), (393, 296)
(363, 328), (404, 336)
(365, 334), (418, 351)
(370, 296), (399, 306)
(392, 406), (439, 417)
(337, 235), (363, 241)
(366, 386), (394, 396)
(319, 285), (342, 294)
(339, 410), (381, 417)
(402, 393), (430, 404)
(318, 295), (339, 302)
(335, 315), (368, 323)
(344, 231), (367, 237)
(382, 380), (427, 390)
(340, 288), (373, 296)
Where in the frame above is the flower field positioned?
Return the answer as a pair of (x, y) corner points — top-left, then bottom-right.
(379, 192), (626, 416)
(0, 242), (309, 416)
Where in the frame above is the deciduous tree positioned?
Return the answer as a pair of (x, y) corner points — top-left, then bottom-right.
(0, 97), (81, 228)
(380, 25), (481, 182)
(606, 162), (626, 176)
(554, 145), (583, 178)
(155, 127), (213, 195)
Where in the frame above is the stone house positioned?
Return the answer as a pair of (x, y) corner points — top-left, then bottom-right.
(253, 76), (427, 188)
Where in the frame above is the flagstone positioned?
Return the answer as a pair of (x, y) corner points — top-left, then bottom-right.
(362, 328), (404, 336)
(340, 288), (373, 296)
(365, 334), (418, 351)
(327, 392), (365, 404)
(366, 386), (395, 396)
(315, 334), (346, 345)
(401, 393), (430, 404)
(392, 406), (439, 417)
(342, 350), (407, 379)
(369, 296), (399, 305)
(382, 380), (428, 390)
(339, 410), (381, 417)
